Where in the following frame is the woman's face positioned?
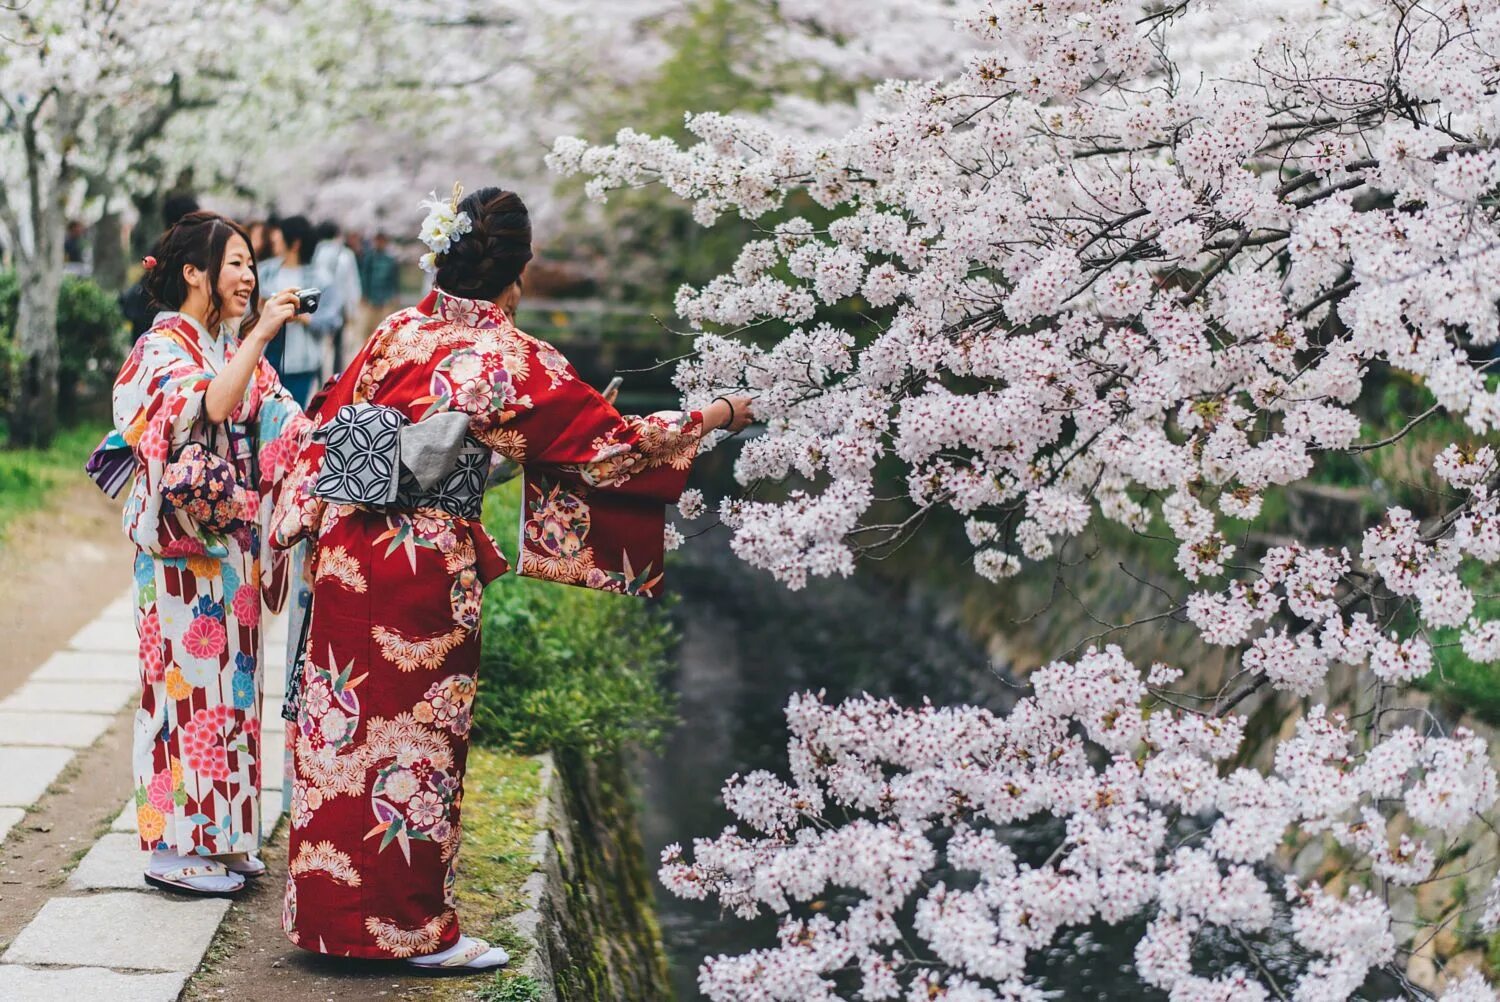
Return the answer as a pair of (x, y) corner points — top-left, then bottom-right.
(216, 234), (257, 321)
(268, 227), (287, 259)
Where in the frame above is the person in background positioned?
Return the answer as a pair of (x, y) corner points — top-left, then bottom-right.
(258, 215), (323, 405)
(121, 193), (201, 339)
(63, 219), (89, 274)
(356, 231), (400, 346)
(310, 220), (362, 373)
(258, 219), (287, 373)
(247, 220), (272, 262)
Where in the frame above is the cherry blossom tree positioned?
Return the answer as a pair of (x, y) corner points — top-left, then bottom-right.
(237, 0), (685, 234)
(0, 0), (349, 444)
(0, 0), (718, 445)
(551, 0), (1500, 997)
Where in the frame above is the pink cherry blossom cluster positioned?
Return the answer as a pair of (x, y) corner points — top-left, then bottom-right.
(553, 0), (1500, 996)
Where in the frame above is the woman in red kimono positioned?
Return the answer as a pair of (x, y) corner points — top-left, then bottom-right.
(271, 187), (751, 970)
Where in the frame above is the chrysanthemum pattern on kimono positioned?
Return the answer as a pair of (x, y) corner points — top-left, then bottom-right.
(113, 313), (309, 856)
(270, 289), (702, 959)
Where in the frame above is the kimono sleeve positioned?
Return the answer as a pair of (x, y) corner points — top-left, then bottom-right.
(254, 358), (313, 496)
(252, 361), (312, 613)
(112, 328), (216, 554)
(469, 337), (703, 597)
(269, 337), (375, 551)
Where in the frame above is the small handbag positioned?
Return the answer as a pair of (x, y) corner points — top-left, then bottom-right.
(160, 423), (255, 534)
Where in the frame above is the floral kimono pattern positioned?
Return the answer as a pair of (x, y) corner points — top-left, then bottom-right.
(270, 290), (702, 958)
(114, 313), (309, 856)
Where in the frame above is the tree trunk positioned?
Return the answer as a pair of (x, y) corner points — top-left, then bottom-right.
(92, 209), (127, 292)
(10, 208), (65, 447)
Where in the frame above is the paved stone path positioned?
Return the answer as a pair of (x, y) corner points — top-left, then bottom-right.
(0, 591), (290, 1002)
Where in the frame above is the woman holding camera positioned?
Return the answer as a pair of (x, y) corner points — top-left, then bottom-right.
(270, 186), (752, 970)
(109, 211), (310, 896)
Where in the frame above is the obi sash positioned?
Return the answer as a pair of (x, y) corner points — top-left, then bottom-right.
(311, 403), (488, 519)
(87, 424), (257, 500)
(85, 430), (136, 498)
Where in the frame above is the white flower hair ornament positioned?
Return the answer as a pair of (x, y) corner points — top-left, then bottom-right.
(416, 182), (472, 274)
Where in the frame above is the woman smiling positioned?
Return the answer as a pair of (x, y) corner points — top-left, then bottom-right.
(110, 211), (310, 896)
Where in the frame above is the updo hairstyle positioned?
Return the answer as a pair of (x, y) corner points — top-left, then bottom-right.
(433, 187), (532, 302)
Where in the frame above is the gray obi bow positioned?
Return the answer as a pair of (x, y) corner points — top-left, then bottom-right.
(312, 403), (488, 518)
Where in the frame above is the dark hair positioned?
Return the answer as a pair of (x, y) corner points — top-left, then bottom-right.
(275, 214), (317, 262)
(434, 187), (532, 302)
(316, 219), (340, 242)
(141, 211), (260, 332)
(162, 193), (200, 228)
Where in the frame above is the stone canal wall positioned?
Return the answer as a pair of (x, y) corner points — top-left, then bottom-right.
(512, 749), (674, 1002)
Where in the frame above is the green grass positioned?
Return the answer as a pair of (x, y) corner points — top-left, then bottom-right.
(458, 749), (545, 935)
(474, 479), (678, 756)
(428, 747), (548, 1002)
(0, 422), (108, 541)
(478, 974), (546, 1002)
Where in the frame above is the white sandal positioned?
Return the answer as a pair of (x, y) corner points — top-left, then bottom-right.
(223, 854), (267, 878)
(407, 935), (510, 972)
(144, 858), (245, 897)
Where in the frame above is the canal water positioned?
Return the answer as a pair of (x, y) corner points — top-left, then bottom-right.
(636, 529), (1402, 1000)
(635, 532), (1155, 1000)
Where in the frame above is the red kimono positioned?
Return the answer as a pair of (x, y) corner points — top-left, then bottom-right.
(270, 290), (702, 959)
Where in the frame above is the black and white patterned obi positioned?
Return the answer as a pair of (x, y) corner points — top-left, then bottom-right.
(394, 438), (488, 519)
(312, 403), (489, 518)
(312, 403), (404, 506)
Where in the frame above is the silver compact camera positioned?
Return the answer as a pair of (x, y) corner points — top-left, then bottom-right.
(294, 288), (322, 315)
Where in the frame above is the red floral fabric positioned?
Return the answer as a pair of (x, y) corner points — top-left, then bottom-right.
(271, 290), (702, 958)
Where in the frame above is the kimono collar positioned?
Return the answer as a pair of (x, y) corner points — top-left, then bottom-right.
(153, 309), (235, 342)
(418, 289), (510, 329)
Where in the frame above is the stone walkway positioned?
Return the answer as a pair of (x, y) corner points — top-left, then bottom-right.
(0, 591), (289, 1002)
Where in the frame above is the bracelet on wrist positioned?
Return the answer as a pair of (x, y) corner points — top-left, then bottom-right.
(713, 395), (736, 429)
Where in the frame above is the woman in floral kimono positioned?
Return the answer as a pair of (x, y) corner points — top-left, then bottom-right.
(111, 212), (310, 896)
(271, 187), (752, 970)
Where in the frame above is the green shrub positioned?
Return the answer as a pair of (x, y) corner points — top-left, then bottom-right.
(56, 274), (128, 392)
(478, 975), (545, 1002)
(473, 479), (678, 755)
(0, 272), (19, 426)
(1423, 560), (1500, 725)
(0, 270), (127, 436)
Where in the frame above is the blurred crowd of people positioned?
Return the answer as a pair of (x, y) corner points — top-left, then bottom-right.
(114, 195), (405, 406)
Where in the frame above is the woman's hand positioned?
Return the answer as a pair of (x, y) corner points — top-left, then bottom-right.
(205, 290), (301, 423)
(248, 290), (301, 345)
(706, 394), (755, 434)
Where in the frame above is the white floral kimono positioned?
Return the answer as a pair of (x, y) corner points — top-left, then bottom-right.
(112, 311), (309, 855)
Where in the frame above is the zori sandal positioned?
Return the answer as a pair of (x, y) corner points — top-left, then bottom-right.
(223, 854), (267, 878)
(144, 858), (245, 897)
(407, 935), (510, 973)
